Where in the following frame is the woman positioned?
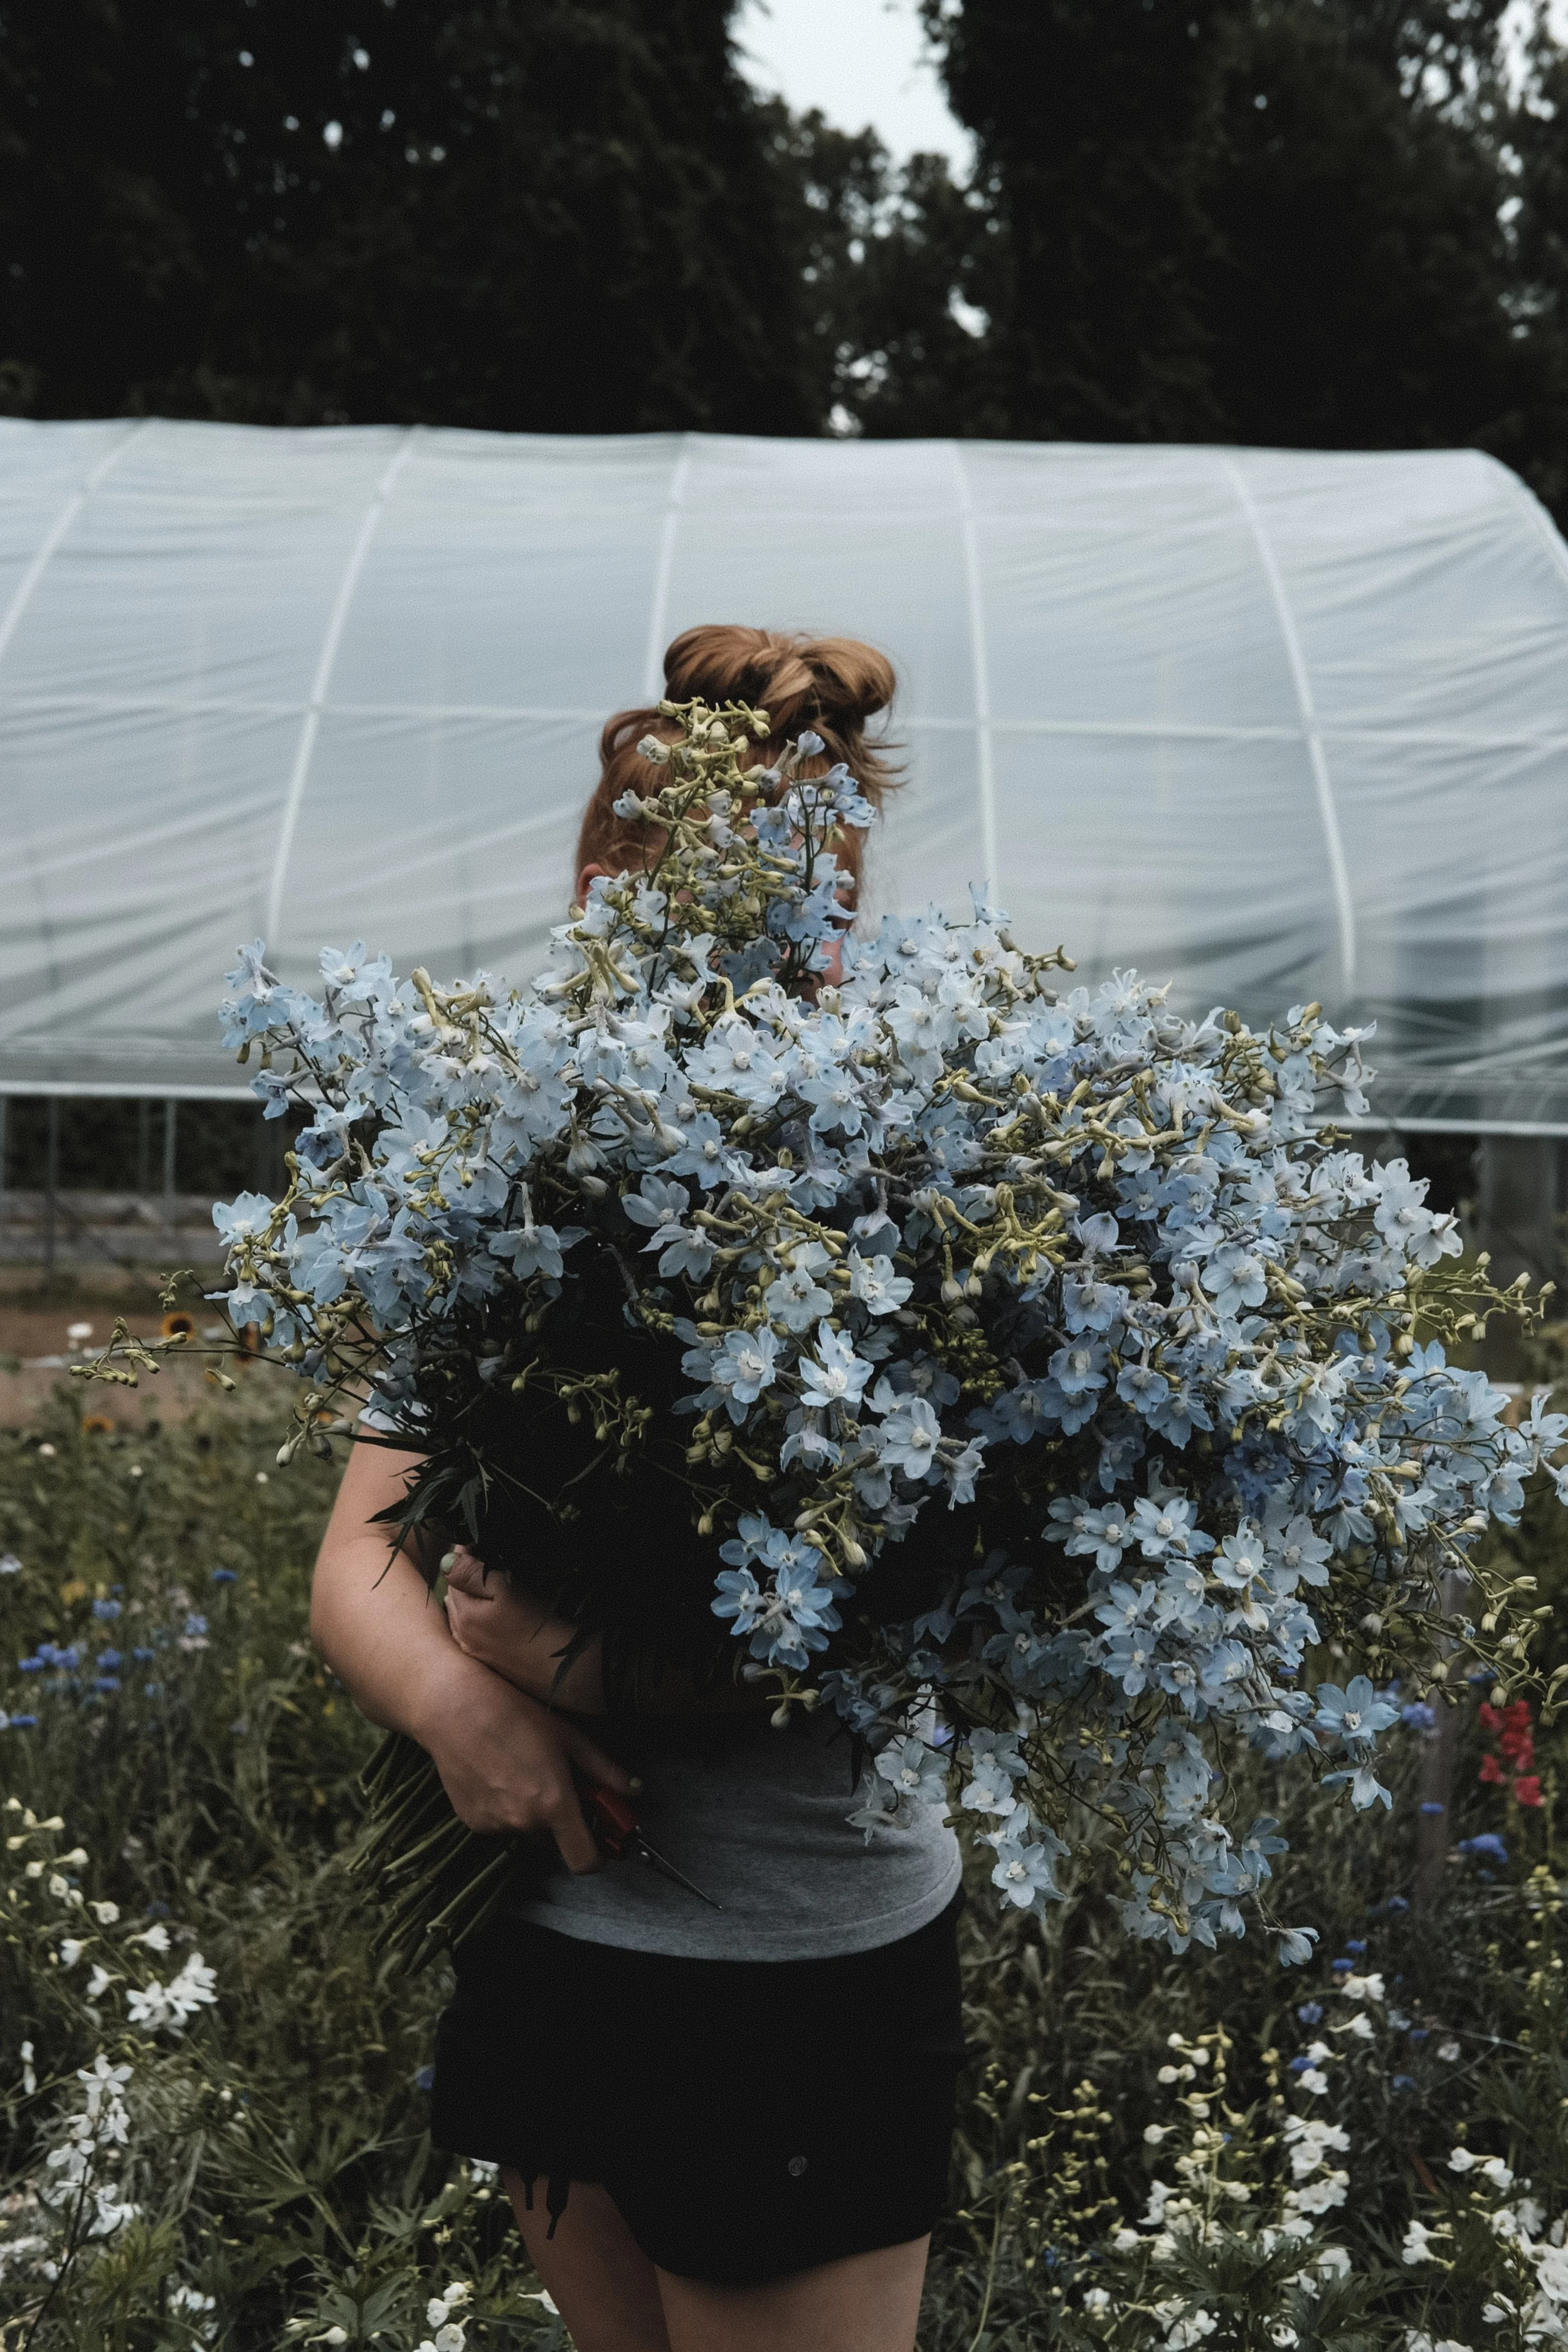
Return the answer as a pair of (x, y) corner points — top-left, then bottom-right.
(310, 627), (966, 2352)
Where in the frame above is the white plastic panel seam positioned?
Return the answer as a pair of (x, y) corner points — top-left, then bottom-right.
(948, 442), (997, 896)
(0, 418), (152, 1020)
(642, 436), (692, 702)
(3, 689), (1567, 756)
(1221, 454), (1358, 995)
(0, 418), (150, 668)
(264, 428), (420, 945)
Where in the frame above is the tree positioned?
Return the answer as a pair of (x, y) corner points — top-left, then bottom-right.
(924, 0), (1244, 441)
(758, 100), (1005, 438)
(0, 0), (818, 432)
(921, 0), (1568, 513)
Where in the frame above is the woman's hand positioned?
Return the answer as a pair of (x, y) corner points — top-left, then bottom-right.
(410, 1646), (631, 1875)
(443, 1546), (603, 1710)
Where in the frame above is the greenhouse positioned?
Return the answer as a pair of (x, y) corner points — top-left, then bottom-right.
(0, 418), (1565, 1132)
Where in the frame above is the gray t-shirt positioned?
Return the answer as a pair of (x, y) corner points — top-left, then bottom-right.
(509, 1710), (961, 1962)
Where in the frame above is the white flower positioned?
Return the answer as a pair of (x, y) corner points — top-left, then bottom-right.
(58, 1939), (84, 1969)
(1338, 1971), (1384, 2002)
(20, 2038), (36, 2094)
(1165, 2311), (1217, 2348)
(1437, 2039), (1461, 2063)
(1335, 2011), (1374, 2040)
(1315, 2245), (1351, 2280)
(1296, 2067), (1330, 2095)
(1083, 2287), (1112, 2314)
(126, 1952), (217, 2033)
(1534, 2243), (1568, 2301)
(90, 1901), (120, 1926)
(1448, 2146), (1478, 2173)
(1271, 2331), (1300, 2348)
(1404, 2219), (1440, 2264)
(1285, 2173), (1348, 2215)
(46, 1875), (69, 1900)
(433, 2327), (465, 2352)
(1111, 2227), (1142, 2252)
(87, 1964), (114, 2000)
(1144, 2124), (1169, 2143)
(522, 2293), (560, 2314)
(132, 1923), (172, 1954)
(1283, 2116), (1350, 2179)
(1479, 2156), (1514, 2190)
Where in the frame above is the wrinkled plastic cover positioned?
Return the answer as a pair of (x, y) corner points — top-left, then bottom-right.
(0, 420), (1564, 1128)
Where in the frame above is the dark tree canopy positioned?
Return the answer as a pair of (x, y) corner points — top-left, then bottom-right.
(3, 1), (1568, 514)
(0, 0), (815, 431)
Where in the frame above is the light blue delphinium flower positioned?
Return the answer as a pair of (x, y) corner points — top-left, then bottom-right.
(874, 1737), (948, 1808)
(798, 1323), (873, 1412)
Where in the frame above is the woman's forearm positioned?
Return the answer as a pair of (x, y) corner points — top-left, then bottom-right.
(310, 1528), (477, 1737)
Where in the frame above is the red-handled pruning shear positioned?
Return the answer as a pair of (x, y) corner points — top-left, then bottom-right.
(582, 1783), (723, 1911)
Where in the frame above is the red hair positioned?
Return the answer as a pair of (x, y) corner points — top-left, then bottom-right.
(575, 625), (900, 899)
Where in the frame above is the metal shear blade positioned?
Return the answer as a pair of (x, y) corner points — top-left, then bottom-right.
(628, 1831), (724, 1911)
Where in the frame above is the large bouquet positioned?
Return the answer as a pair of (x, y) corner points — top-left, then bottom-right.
(124, 701), (1564, 1964)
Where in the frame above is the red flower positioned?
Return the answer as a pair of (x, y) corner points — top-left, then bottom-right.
(1512, 1776), (1543, 1809)
(1478, 1753), (1507, 1785)
(1478, 1703), (1503, 1735)
(1499, 1729), (1535, 1767)
(1503, 1700), (1534, 1733)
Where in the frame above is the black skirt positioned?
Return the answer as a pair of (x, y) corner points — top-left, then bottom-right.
(430, 1890), (967, 2285)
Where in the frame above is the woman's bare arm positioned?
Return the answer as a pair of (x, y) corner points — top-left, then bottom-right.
(310, 1441), (632, 1872)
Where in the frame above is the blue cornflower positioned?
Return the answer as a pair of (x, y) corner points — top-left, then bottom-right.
(92, 1597), (122, 1622)
(93, 1676), (121, 1693)
(210, 1569), (238, 1586)
(1392, 2075), (1417, 2094)
(1384, 1895), (1410, 1913)
(414, 2065), (435, 2093)
(96, 1650), (122, 1670)
(1458, 1833), (1508, 1863)
(1400, 1701), (1436, 1731)
(1288, 2055), (1315, 2074)
(1296, 2001), (1323, 2024)
(183, 1613), (209, 1639)
(1419, 1801), (1445, 1817)
(4, 1714), (38, 1729)
(1344, 1938), (1367, 1954)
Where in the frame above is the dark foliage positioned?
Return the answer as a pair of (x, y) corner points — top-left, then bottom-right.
(9, 1), (1568, 506)
(923, 0), (1568, 514)
(0, 0), (815, 432)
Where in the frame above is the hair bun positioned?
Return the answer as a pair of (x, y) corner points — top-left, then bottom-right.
(663, 625), (894, 734)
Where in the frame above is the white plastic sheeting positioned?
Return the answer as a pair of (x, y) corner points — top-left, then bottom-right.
(1, 418), (1565, 1127)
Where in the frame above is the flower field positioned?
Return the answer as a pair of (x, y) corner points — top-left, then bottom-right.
(0, 1375), (1564, 2351)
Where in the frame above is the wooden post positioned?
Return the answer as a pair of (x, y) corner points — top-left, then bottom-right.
(162, 1098), (177, 1248)
(45, 1096), (60, 1281)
